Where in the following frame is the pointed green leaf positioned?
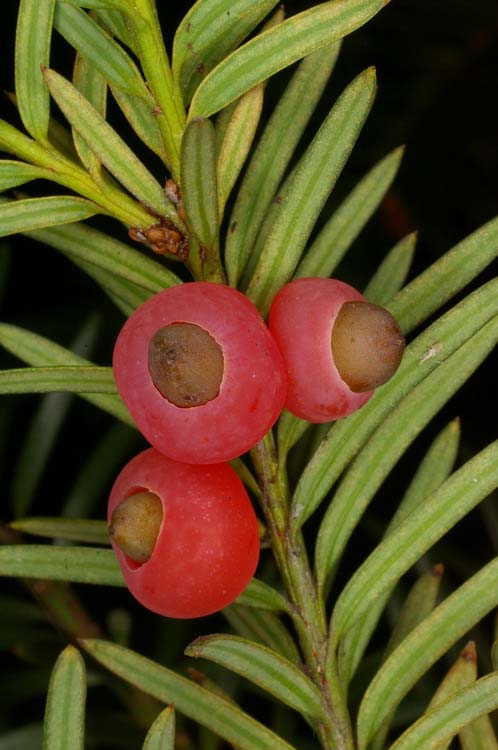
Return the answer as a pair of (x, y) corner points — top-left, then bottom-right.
(292, 277), (498, 531)
(43, 646), (86, 750)
(235, 579), (289, 613)
(332, 434), (498, 638)
(225, 43), (340, 287)
(0, 366), (116, 395)
(217, 84), (264, 217)
(389, 214), (498, 333)
(364, 232), (417, 306)
(0, 197), (99, 238)
(0, 161), (52, 192)
(370, 566), (445, 749)
(82, 639), (298, 750)
(25, 222), (181, 294)
(72, 45), (107, 177)
(317, 316), (498, 593)
(43, 69), (171, 218)
(186, 635), (324, 719)
(356, 557), (498, 749)
(54, 3), (148, 98)
(0, 546), (124, 586)
(339, 419), (460, 684)
(429, 642), (477, 711)
(246, 68), (376, 316)
(181, 118), (219, 249)
(393, 418), (461, 524)
(398, 642), (478, 750)
(143, 706), (175, 750)
(295, 146), (404, 279)
(388, 674), (498, 750)
(173, 0), (280, 104)
(83, 9), (164, 158)
(0, 323), (133, 426)
(10, 518), (110, 546)
(189, 0), (387, 119)
(384, 566), (443, 661)
(224, 604), (301, 664)
(15, 0), (55, 142)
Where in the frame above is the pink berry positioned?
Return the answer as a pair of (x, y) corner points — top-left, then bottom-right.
(113, 282), (287, 464)
(269, 278), (405, 423)
(108, 448), (260, 619)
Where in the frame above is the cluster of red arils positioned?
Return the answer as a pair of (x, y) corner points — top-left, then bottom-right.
(109, 279), (405, 618)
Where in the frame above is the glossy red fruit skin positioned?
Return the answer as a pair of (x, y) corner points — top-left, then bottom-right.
(269, 278), (373, 423)
(113, 282), (287, 465)
(108, 448), (260, 619)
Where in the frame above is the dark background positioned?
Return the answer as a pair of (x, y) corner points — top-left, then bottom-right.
(1, 1), (498, 747)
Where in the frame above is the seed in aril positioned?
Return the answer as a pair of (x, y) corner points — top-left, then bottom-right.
(269, 277), (405, 422)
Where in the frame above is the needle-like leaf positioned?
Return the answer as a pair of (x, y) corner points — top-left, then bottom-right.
(0, 160), (52, 192)
(356, 557), (498, 748)
(54, 3), (148, 98)
(330, 424), (498, 635)
(339, 419), (459, 684)
(0, 546), (124, 587)
(15, 0), (56, 143)
(186, 635), (324, 719)
(246, 67), (377, 316)
(143, 706), (175, 750)
(43, 68), (172, 218)
(189, 0), (387, 118)
(43, 646), (86, 750)
(10, 518), (110, 546)
(364, 232), (417, 306)
(295, 146), (404, 279)
(0, 323), (133, 426)
(235, 579), (290, 613)
(217, 84), (264, 218)
(82, 639), (298, 750)
(0, 366), (116, 395)
(225, 43), (340, 287)
(0, 197), (99, 237)
(388, 674), (498, 750)
(181, 118), (219, 250)
(174, 0), (279, 104)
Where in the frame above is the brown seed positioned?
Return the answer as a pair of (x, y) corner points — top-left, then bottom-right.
(109, 491), (163, 564)
(331, 301), (405, 393)
(148, 323), (224, 407)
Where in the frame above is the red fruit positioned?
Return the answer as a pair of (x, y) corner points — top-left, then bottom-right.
(269, 278), (404, 423)
(108, 448), (260, 619)
(113, 282), (287, 464)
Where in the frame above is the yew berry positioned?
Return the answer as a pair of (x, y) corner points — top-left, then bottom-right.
(108, 448), (260, 619)
(269, 278), (405, 423)
(113, 282), (287, 465)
